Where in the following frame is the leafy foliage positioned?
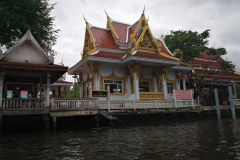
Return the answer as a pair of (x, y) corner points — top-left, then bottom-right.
(61, 83), (80, 98)
(164, 29), (235, 98)
(0, 0), (59, 54)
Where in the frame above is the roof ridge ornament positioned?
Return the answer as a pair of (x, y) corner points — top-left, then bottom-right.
(143, 5), (145, 14)
(83, 14), (87, 23)
(104, 9), (109, 18)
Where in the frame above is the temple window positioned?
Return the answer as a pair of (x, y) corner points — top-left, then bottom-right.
(104, 80), (122, 94)
(204, 80), (212, 84)
(222, 81), (229, 85)
(139, 81), (150, 92)
(167, 83), (174, 94)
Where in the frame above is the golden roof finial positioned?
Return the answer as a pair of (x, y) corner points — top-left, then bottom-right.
(214, 41), (215, 48)
(104, 9), (109, 18)
(192, 68), (195, 73)
(161, 31), (163, 37)
(143, 5), (145, 14)
(83, 14), (87, 23)
(147, 15), (149, 22)
(226, 57), (228, 62)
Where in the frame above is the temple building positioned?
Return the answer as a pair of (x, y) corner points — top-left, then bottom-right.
(68, 10), (192, 100)
(0, 30), (70, 107)
(181, 51), (240, 105)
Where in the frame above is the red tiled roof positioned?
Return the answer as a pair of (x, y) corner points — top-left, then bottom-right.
(54, 80), (72, 84)
(193, 59), (221, 68)
(90, 27), (118, 49)
(112, 22), (130, 43)
(157, 40), (172, 56)
(127, 21), (139, 42)
(134, 51), (178, 61)
(194, 69), (240, 79)
(93, 51), (126, 59)
(196, 50), (223, 61)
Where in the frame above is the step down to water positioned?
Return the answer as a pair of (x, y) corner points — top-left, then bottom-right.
(99, 111), (119, 121)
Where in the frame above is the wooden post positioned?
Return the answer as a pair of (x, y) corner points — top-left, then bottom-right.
(228, 86), (236, 120)
(51, 98), (54, 108)
(0, 75), (4, 108)
(214, 88), (221, 120)
(107, 85), (110, 111)
(133, 100), (136, 110)
(89, 85), (92, 98)
(46, 74), (51, 107)
(190, 89), (194, 109)
(107, 85), (110, 100)
(53, 117), (56, 129)
(0, 113), (2, 134)
(173, 89), (177, 109)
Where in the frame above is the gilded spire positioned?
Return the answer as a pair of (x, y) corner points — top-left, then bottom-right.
(226, 57), (228, 62)
(192, 68), (195, 73)
(161, 31), (163, 37)
(83, 14), (87, 23)
(104, 9), (109, 18)
(214, 41), (215, 48)
(143, 5), (145, 14)
(147, 15), (149, 22)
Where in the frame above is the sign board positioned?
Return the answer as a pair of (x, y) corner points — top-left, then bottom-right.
(92, 91), (108, 98)
(175, 90), (191, 100)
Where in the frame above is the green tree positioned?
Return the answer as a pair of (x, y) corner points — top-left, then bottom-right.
(0, 0), (59, 54)
(61, 82), (80, 98)
(164, 30), (235, 99)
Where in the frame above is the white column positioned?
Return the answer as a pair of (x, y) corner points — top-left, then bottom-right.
(93, 73), (100, 90)
(183, 78), (186, 90)
(0, 75), (4, 108)
(162, 75), (168, 100)
(153, 77), (158, 92)
(176, 79), (180, 90)
(126, 75), (131, 97)
(79, 84), (83, 98)
(46, 74), (51, 107)
(134, 73), (139, 100)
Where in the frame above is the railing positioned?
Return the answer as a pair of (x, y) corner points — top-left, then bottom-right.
(98, 100), (197, 110)
(139, 92), (164, 100)
(2, 98), (46, 108)
(234, 99), (240, 105)
(51, 98), (98, 109)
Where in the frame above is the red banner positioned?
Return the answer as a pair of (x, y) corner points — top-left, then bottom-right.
(175, 90), (191, 100)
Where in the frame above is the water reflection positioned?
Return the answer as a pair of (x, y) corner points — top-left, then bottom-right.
(1, 119), (240, 159)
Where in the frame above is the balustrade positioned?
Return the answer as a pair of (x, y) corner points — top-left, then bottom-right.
(139, 92), (164, 100)
(51, 98), (98, 109)
(2, 98), (46, 108)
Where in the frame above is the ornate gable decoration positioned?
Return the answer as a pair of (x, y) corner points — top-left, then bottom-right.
(82, 16), (98, 58)
(129, 11), (161, 54)
(105, 11), (120, 44)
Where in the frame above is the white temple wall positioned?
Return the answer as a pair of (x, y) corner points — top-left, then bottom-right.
(99, 63), (129, 100)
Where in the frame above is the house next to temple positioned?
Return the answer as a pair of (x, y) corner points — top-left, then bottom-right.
(68, 10), (192, 100)
(0, 30), (70, 107)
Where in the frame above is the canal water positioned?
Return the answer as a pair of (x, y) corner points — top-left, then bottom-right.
(1, 118), (240, 159)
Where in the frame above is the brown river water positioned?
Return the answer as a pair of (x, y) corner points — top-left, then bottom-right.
(1, 117), (240, 160)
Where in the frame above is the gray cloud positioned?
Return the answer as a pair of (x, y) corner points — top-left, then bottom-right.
(49, 0), (240, 82)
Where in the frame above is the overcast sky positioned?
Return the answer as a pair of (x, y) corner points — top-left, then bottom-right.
(49, 0), (240, 82)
